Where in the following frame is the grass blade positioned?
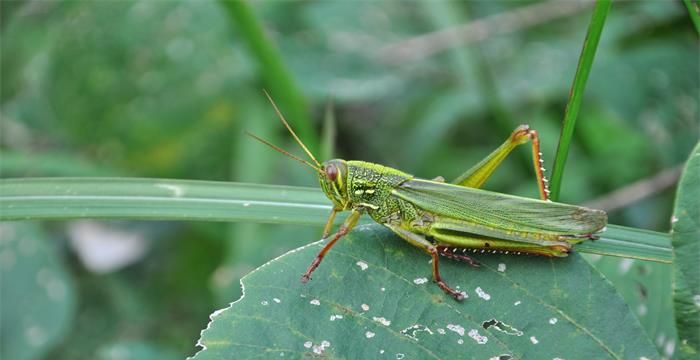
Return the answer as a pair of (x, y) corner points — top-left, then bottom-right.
(0, 177), (671, 263)
(218, 0), (317, 152)
(549, 0), (612, 201)
(684, 0), (700, 35)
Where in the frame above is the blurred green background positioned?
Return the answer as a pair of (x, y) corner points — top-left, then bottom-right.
(0, 1), (697, 359)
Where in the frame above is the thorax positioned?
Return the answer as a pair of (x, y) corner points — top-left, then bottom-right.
(345, 161), (414, 218)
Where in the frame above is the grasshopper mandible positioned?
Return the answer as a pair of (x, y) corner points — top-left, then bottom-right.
(249, 92), (607, 301)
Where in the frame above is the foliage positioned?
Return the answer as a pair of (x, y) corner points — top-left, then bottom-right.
(672, 143), (700, 359)
(0, 1), (697, 359)
(192, 224), (658, 359)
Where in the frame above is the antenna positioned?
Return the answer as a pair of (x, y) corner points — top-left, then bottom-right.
(263, 90), (321, 168)
(245, 131), (322, 174)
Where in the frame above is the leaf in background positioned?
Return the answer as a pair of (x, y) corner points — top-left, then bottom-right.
(0, 222), (76, 360)
(191, 224), (657, 359)
(671, 142), (700, 358)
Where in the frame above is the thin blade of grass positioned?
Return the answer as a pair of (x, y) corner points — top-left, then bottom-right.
(0, 177), (671, 263)
(218, 0), (317, 152)
(683, 0), (700, 35)
(549, 0), (612, 201)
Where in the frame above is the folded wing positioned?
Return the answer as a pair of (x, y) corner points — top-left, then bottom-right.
(393, 179), (606, 236)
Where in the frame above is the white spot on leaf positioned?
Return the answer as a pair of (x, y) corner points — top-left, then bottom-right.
(361, 303), (370, 311)
(400, 324), (434, 341)
(273, 298), (281, 304)
(413, 277), (428, 285)
(549, 317), (558, 325)
(530, 336), (539, 344)
(356, 261), (369, 270)
(303, 341), (312, 349)
(498, 263), (506, 272)
(446, 324), (465, 336)
(312, 340), (331, 355)
(309, 299), (320, 306)
(514, 301), (521, 306)
(468, 329), (488, 344)
(365, 331), (375, 339)
(475, 287), (491, 300)
(373, 317), (391, 326)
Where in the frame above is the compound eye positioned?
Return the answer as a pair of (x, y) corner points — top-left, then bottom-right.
(325, 164), (338, 182)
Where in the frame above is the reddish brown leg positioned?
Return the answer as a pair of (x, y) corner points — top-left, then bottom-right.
(301, 209), (361, 283)
(437, 245), (481, 267)
(524, 127), (551, 201)
(430, 248), (466, 301)
(386, 224), (465, 301)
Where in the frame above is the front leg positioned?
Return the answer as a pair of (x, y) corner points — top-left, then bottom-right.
(301, 209), (361, 283)
(321, 208), (340, 239)
(385, 224), (465, 301)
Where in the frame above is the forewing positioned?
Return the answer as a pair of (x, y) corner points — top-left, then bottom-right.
(393, 179), (606, 236)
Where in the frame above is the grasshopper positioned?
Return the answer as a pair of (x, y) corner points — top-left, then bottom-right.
(249, 92), (607, 301)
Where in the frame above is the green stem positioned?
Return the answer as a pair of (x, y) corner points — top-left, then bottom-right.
(0, 177), (671, 263)
(218, 0), (317, 152)
(683, 0), (700, 35)
(549, 0), (611, 201)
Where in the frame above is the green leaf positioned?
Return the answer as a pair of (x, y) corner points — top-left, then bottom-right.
(190, 224), (658, 359)
(0, 178), (672, 263)
(0, 222), (76, 360)
(586, 256), (677, 357)
(671, 142), (700, 358)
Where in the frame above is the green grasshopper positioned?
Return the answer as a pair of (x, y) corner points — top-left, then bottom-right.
(249, 92), (607, 301)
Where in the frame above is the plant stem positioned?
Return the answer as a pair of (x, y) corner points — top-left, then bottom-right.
(218, 0), (317, 152)
(683, 0), (700, 35)
(549, 0), (611, 201)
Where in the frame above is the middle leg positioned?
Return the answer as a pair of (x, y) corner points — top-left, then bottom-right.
(386, 224), (465, 301)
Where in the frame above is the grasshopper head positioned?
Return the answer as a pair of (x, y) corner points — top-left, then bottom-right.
(319, 159), (349, 209)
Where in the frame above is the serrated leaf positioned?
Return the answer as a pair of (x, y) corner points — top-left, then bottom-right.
(191, 224), (657, 359)
(671, 142), (700, 358)
(0, 222), (76, 360)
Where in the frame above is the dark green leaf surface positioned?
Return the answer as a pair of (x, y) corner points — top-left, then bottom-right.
(0, 222), (76, 360)
(190, 224), (657, 360)
(586, 256), (677, 358)
(671, 142), (700, 358)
